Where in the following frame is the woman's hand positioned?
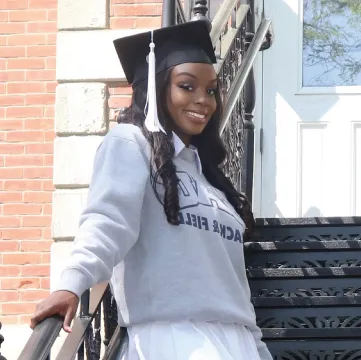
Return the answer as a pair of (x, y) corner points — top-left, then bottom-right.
(30, 290), (79, 333)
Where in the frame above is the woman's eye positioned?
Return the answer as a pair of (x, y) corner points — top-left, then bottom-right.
(207, 88), (217, 96)
(179, 84), (193, 91)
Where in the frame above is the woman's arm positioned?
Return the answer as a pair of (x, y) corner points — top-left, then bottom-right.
(54, 127), (149, 298)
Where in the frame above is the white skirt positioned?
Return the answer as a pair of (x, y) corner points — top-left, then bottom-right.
(119, 321), (261, 360)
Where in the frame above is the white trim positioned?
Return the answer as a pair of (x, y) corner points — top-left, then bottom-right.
(296, 86), (361, 95)
(351, 122), (361, 215)
(252, 0), (264, 218)
(296, 0), (304, 94)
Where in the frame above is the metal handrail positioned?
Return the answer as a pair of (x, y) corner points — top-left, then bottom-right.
(220, 18), (272, 134)
(17, 282), (109, 360)
(210, 0), (249, 45)
(17, 316), (63, 360)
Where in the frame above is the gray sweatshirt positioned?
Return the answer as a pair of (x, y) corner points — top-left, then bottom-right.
(56, 124), (272, 360)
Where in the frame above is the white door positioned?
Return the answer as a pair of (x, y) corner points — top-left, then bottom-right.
(257, 0), (361, 218)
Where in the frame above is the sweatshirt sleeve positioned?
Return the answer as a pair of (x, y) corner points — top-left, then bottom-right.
(54, 129), (148, 298)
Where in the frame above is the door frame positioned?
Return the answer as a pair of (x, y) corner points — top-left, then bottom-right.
(252, 0), (264, 218)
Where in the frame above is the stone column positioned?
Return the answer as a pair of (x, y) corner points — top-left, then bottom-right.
(52, 0), (145, 289)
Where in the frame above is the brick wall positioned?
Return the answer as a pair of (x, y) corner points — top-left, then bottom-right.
(0, 0), (57, 325)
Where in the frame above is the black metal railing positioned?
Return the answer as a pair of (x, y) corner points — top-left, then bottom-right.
(0, 323), (6, 360)
(17, 282), (111, 360)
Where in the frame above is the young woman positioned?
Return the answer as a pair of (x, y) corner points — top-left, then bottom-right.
(31, 21), (272, 360)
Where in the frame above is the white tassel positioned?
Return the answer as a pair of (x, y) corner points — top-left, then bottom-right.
(144, 31), (166, 133)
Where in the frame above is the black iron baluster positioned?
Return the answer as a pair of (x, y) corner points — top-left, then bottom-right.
(103, 287), (118, 346)
(191, 0), (211, 31)
(0, 322), (6, 360)
(78, 290), (90, 360)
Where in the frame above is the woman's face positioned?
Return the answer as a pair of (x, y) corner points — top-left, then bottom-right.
(166, 62), (218, 145)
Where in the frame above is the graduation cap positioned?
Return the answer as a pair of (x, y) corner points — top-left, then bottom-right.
(113, 21), (217, 133)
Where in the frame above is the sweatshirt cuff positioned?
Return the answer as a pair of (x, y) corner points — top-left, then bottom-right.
(53, 268), (94, 299)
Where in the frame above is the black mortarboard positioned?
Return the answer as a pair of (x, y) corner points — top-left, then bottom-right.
(113, 21), (216, 87)
(113, 21), (216, 133)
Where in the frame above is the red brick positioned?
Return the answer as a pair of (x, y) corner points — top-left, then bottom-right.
(9, 10), (48, 22)
(44, 131), (55, 141)
(42, 227), (52, 239)
(2, 302), (36, 315)
(23, 167), (52, 179)
(3, 0), (28, 9)
(47, 9), (57, 21)
(20, 240), (53, 252)
(28, 0), (57, 9)
(6, 130), (44, 142)
(40, 277), (50, 290)
(44, 106), (54, 117)
(0, 291), (18, 302)
(0, 167), (22, 179)
(0, 36), (7, 45)
(6, 107), (44, 119)
(136, 17), (162, 28)
(4, 180), (42, 191)
(109, 85), (132, 95)
(1, 315), (20, 325)
(2, 277), (40, 290)
(3, 253), (42, 265)
(25, 94), (54, 105)
(0, 12), (9, 21)
(113, 4), (162, 16)
(7, 58), (46, 70)
(21, 264), (49, 276)
(0, 95), (25, 106)
(26, 69), (55, 81)
(109, 96), (131, 108)
(43, 180), (54, 191)
(0, 266), (21, 277)
(20, 314), (33, 324)
(8, 82), (46, 94)
(0, 241), (19, 251)
(27, 21), (57, 33)
(0, 191), (22, 202)
(41, 253), (50, 263)
(20, 289), (49, 301)
(43, 203), (52, 215)
(43, 154), (53, 166)
(25, 118), (54, 130)
(27, 45), (56, 58)
(3, 203), (42, 215)
(46, 81), (57, 93)
(0, 46), (26, 58)
(0, 22), (26, 34)
(0, 69), (25, 82)
(0, 143), (24, 154)
(24, 191), (52, 203)
(7, 34), (46, 46)
(110, 17), (136, 29)
(46, 34), (57, 45)
(25, 143), (53, 154)
(5, 155), (43, 167)
(0, 72), (26, 84)
(2, 228), (42, 240)
(22, 215), (51, 227)
(0, 216), (21, 228)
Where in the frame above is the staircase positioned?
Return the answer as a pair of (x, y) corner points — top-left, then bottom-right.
(17, 0), (361, 359)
